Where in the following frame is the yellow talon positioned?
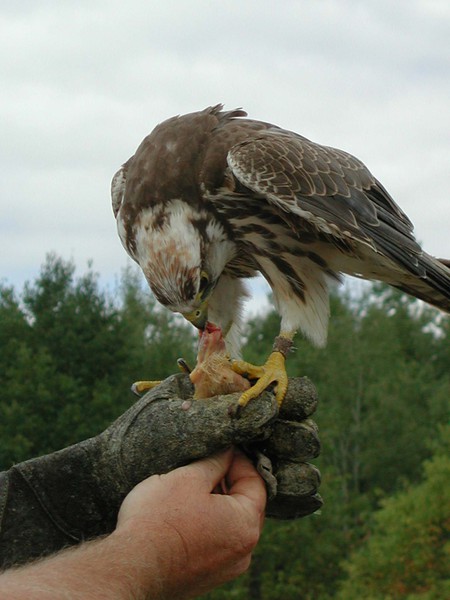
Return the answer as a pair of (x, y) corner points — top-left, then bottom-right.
(131, 358), (192, 396)
(131, 380), (162, 396)
(232, 351), (288, 408)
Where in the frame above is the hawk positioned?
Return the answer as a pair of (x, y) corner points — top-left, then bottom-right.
(112, 105), (450, 407)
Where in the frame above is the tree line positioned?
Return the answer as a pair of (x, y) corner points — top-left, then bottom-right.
(1, 254), (449, 598)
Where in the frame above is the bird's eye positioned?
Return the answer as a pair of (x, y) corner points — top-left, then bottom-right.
(198, 272), (210, 297)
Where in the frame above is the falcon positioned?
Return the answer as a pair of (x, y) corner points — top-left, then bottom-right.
(112, 105), (450, 407)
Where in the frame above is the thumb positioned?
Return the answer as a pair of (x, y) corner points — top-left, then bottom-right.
(185, 449), (234, 492)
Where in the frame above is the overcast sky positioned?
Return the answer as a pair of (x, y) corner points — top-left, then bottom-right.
(1, 0), (449, 311)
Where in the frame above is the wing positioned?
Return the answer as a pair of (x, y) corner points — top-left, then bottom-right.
(227, 130), (425, 277)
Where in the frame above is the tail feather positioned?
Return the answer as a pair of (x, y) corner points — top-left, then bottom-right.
(393, 253), (450, 313)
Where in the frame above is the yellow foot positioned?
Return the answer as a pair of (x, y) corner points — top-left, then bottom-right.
(232, 351), (288, 409)
(131, 380), (162, 396)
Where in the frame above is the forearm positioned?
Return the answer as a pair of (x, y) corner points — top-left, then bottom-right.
(0, 529), (161, 600)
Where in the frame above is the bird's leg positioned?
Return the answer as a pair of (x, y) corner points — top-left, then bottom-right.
(232, 331), (295, 408)
(131, 358), (193, 396)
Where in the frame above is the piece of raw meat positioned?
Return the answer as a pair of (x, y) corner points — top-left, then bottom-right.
(190, 325), (250, 399)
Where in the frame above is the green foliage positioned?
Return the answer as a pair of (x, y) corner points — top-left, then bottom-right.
(338, 426), (450, 599)
(1, 257), (449, 598)
(0, 254), (196, 468)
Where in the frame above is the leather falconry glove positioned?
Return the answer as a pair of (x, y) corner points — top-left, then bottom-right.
(0, 374), (321, 569)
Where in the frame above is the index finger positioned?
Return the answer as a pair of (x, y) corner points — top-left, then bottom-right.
(227, 450), (267, 516)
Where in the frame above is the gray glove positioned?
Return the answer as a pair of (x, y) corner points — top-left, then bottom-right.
(0, 374), (321, 569)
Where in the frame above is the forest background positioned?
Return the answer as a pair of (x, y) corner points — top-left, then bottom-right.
(1, 254), (449, 599)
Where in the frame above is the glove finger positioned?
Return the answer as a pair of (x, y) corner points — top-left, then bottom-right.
(278, 377), (318, 421)
(264, 418), (321, 463)
(266, 461), (322, 519)
(267, 492), (323, 519)
(275, 461), (321, 495)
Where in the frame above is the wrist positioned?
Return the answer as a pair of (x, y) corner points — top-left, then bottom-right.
(112, 510), (192, 600)
(107, 524), (165, 600)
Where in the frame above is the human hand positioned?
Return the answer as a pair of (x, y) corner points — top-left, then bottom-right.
(115, 448), (266, 599)
(0, 451), (265, 600)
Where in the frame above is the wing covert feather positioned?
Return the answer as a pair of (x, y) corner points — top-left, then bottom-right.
(227, 131), (422, 268)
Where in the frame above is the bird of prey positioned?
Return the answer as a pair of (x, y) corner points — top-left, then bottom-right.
(112, 105), (450, 407)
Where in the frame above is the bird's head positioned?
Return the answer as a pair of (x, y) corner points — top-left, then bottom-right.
(132, 201), (235, 330)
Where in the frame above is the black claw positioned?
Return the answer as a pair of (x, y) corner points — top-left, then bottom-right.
(231, 403), (244, 419)
(177, 358), (192, 374)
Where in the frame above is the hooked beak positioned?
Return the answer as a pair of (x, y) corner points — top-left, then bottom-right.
(183, 301), (208, 330)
